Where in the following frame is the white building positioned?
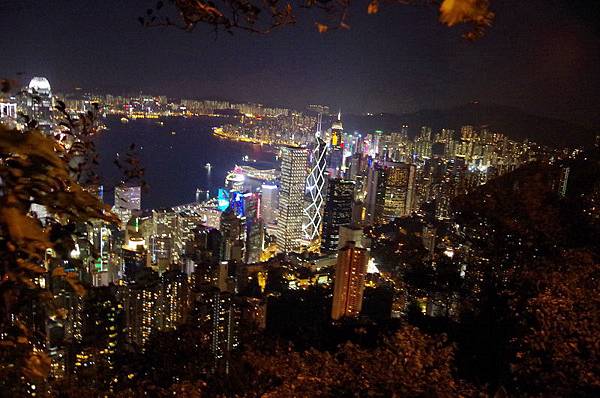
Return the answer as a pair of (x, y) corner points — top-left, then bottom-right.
(276, 146), (307, 252)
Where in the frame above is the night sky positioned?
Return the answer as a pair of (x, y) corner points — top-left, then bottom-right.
(1, 0), (599, 127)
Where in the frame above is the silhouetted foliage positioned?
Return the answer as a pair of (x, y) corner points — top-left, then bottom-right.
(141, 0), (494, 39)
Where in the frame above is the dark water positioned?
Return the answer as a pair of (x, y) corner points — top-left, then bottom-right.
(95, 116), (276, 209)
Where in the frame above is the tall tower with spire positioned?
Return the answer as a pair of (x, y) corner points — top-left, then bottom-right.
(303, 114), (328, 241)
(327, 111), (344, 177)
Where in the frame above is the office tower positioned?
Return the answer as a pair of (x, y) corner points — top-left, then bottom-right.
(371, 130), (383, 158)
(23, 77), (53, 129)
(153, 208), (177, 236)
(150, 209), (176, 267)
(122, 235), (147, 283)
(190, 226), (222, 264)
(115, 184), (141, 210)
(260, 184), (278, 225)
(86, 221), (113, 280)
(276, 146), (308, 252)
(243, 192), (264, 264)
(374, 162), (416, 223)
(362, 159), (379, 225)
(321, 179), (355, 253)
(220, 208), (246, 262)
(0, 101), (16, 118)
(150, 234), (172, 268)
(303, 115), (328, 241)
(174, 211), (203, 260)
(331, 241), (369, 320)
(0, 101), (17, 128)
(113, 183), (141, 227)
(193, 285), (240, 373)
(422, 224), (436, 259)
(327, 113), (344, 177)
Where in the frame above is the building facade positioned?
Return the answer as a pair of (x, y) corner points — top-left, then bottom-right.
(331, 241), (369, 320)
(276, 146), (307, 252)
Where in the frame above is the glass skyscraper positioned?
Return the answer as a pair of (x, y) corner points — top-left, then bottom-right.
(276, 146), (308, 252)
(320, 178), (355, 253)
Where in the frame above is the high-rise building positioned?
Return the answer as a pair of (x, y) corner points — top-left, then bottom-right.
(0, 101), (17, 128)
(189, 226), (222, 265)
(23, 77), (53, 129)
(260, 184), (278, 225)
(276, 146), (308, 252)
(113, 184), (141, 227)
(331, 241), (369, 320)
(327, 113), (344, 177)
(123, 270), (160, 348)
(115, 184), (141, 211)
(374, 162), (416, 223)
(362, 159), (379, 225)
(303, 116), (328, 241)
(243, 192), (264, 264)
(320, 179), (355, 253)
(193, 285), (240, 373)
(152, 208), (177, 236)
(220, 208), (246, 262)
(174, 211), (203, 260)
(150, 234), (172, 268)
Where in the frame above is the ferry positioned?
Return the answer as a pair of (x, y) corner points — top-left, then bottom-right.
(120, 117), (129, 124)
(171, 131), (176, 135)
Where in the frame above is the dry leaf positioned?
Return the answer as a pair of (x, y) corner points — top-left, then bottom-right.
(315, 22), (328, 33)
(367, 0), (379, 15)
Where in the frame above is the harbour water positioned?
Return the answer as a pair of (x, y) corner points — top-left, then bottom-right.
(96, 116), (276, 209)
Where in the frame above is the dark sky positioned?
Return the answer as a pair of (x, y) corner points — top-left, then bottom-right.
(1, 0), (599, 127)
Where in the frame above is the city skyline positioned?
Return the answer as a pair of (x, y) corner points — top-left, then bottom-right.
(1, 2), (598, 396)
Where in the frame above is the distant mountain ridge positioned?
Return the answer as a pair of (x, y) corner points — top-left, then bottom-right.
(343, 103), (596, 148)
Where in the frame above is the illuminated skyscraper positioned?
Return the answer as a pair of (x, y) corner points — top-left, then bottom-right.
(243, 192), (264, 264)
(303, 115), (327, 241)
(320, 179), (355, 253)
(24, 77), (53, 129)
(374, 162), (416, 223)
(174, 211), (203, 260)
(220, 208), (246, 262)
(327, 112), (344, 177)
(260, 184), (278, 225)
(0, 101), (17, 128)
(122, 239), (147, 283)
(158, 270), (189, 331)
(276, 146), (308, 252)
(115, 184), (141, 210)
(113, 183), (141, 227)
(152, 208), (177, 236)
(124, 269), (160, 348)
(331, 241), (369, 320)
